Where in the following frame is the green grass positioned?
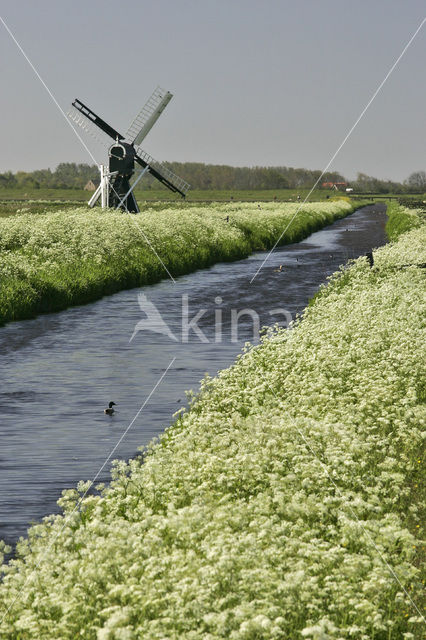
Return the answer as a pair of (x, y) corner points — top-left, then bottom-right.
(0, 186), (351, 210)
(0, 218), (424, 639)
(0, 188), (89, 203)
(385, 201), (425, 241)
(0, 200), (358, 326)
(1, 187), (424, 214)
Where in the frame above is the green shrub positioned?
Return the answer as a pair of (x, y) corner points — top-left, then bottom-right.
(385, 201), (423, 240)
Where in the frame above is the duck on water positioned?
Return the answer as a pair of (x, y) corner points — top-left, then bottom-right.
(104, 401), (116, 416)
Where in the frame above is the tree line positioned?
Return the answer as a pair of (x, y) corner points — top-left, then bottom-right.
(0, 164), (99, 190)
(0, 162), (425, 193)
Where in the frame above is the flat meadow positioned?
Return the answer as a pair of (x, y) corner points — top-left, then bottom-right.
(0, 199), (356, 326)
(0, 204), (424, 638)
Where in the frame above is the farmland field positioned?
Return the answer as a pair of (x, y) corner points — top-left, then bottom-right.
(0, 204), (424, 638)
(0, 199), (358, 326)
(0, 187), (350, 207)
(0, 190), (354, 222)
(1, 186), (423, 216)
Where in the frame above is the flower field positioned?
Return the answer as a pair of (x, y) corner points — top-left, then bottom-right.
(0, 205), (424, 638)
(0, 200), (355, 326)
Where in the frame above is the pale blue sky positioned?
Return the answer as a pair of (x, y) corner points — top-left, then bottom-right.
(0, 0), (425, 180)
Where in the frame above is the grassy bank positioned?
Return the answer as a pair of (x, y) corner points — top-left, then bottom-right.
(385, 201), (425, 241)
(0, 200), (356, 326)
(1, 212), (425, 638)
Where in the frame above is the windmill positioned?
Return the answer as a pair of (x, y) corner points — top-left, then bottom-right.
(68, 87), (190, 212)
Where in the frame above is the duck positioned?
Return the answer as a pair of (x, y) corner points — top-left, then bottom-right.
(104, 401), (116, 415)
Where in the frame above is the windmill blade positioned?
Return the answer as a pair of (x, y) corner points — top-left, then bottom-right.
(68, 106), (111, 150)
(71, 99), (124, 141)
(135, 149), (190, 198)
(126, 87), (173, 146)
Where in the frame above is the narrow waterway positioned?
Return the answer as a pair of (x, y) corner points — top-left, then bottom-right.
(0, 203), (388, 547)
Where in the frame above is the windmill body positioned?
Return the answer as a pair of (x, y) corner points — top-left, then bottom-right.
(68, 87), (189, 212)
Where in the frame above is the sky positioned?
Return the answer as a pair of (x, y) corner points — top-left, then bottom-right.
(0, 0), (425, 181)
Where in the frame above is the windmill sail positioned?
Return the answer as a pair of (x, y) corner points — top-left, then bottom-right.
(69, 91), (190, 206)
(135, 150), (190, 198)
(71, 99), (124, 141)
(126, 87), (173, 146)
(68, 106), (112, 150)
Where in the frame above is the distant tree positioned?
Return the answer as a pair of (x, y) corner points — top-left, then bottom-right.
(405, 170), (426, 191)
(322, 171), (346, 184)
(0, 162), (411, 193)
(352, 172), (408, 194)
(15, 171), (40, 189)
(0, 171), (17, 188)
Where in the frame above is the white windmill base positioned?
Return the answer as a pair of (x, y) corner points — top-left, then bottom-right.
(88, 165), (114, 209)
(88, 165), (149, 212)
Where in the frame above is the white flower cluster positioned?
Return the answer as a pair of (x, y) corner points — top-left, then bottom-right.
(0, 204), (423, 639)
